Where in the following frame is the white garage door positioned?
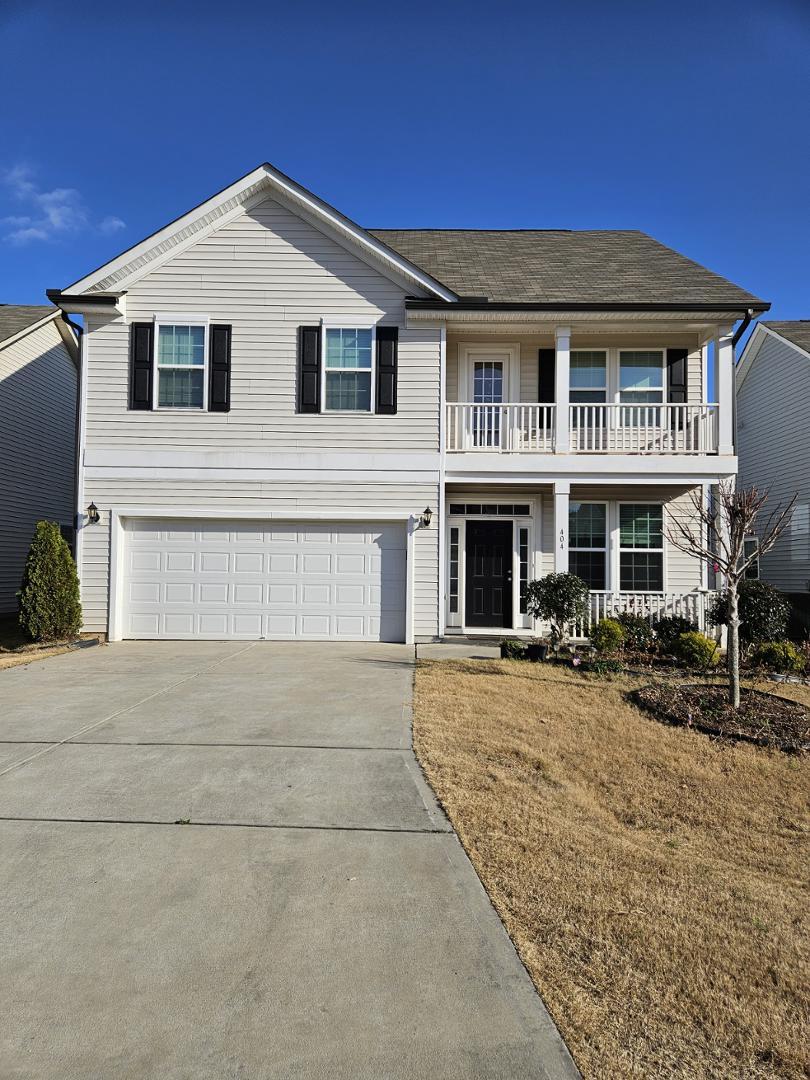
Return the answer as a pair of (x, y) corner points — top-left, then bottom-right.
(121, 520), (407, 641)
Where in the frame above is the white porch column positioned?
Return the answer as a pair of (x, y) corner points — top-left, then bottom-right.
(553, 481), (570, 573)
(554, 326), (570, 453)
(715, 332), (735, 454)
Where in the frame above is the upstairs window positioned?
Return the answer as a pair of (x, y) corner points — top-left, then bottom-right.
(619, 351), (664, 405)
(156, 323), (206, 409)
(570, 351), (607, 403)
(324, 327), (373, 412)
(619, 504), (664, 591)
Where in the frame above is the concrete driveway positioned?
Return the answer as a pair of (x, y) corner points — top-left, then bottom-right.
(0, 641), (578, 1079)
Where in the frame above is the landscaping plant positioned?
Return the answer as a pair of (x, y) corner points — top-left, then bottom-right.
(590, 618), (625, 653)
(17, 521), (82, 643)
(673, 630), (719, 670)
(615, 612), (654, 651)
(499, 638), (527, 660)
(652, 614), (697, 654)
(749, 640), (805, 675)
(524, 572), (589, 651)
(710, 579), (791, 649)
(666, 482), (796, 708)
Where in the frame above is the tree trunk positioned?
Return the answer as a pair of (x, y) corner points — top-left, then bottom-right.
(727, 585), (741, 709)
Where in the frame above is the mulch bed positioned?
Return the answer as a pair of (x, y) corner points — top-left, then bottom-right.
(631, 683), (810, 754)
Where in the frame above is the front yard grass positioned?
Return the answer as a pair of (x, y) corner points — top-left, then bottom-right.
(414, 660), (809, 1080)
(0, 614), (99, 671)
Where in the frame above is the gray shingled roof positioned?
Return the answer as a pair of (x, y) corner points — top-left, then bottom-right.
(368, 229), (766, 308)
(0, 304), (57, 345)
(763, 321), (810, 355)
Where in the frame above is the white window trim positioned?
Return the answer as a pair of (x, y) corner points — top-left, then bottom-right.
(616, 348), (666, 405)
(616, 500), (667, 594)
(569, 349), (608, 403)
(569, 500), (609, 591)
(320, 323), (376, 414)
(153, 316), (209, 412)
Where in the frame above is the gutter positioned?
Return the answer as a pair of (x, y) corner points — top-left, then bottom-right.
(46, 289), (124, 309)
(406, 299), (770, 314)
(59, 312), (85, 552)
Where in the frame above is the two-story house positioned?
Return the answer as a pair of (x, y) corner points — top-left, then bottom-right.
(48, 163), (767, 643)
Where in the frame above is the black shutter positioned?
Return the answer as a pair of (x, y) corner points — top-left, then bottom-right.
(129, 322), (153, 410)
(538, 347), (556, 402)
(667, 348), (688, 403)
(208, 324), (232, 412)
(297, 326), (321, 413)
(376, 326), (398, 414)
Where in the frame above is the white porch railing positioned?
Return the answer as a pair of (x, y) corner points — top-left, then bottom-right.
(569, 403), (719, 454)
(572, 590), (714, 638)
(445, 403), (556, 452)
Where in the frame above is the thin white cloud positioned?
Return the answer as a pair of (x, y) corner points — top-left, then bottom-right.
(1, 165), (126, 245)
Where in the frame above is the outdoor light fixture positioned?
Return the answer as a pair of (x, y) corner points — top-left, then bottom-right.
(86, 502), (100, 525)
(420, 506), (433, 529)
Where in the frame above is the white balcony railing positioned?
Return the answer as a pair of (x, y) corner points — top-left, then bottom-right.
(445, 403), (555, 452)
(444, 402), (720, 454)
(572, 590), (714, 638)
(569, 403), (719, 454)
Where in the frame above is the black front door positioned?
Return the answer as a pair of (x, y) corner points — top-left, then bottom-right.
(465, 520), (513, 628)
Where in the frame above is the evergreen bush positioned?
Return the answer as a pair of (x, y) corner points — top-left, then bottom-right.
(18, 521), (82, 643)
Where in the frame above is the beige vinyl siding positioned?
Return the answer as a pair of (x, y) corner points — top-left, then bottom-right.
(446, 333), (703, 404)
(85, 196), (440, 453)
(0, 320), (76, 611)
(738, 332), (810, 592)
(79, 479), (439, 639)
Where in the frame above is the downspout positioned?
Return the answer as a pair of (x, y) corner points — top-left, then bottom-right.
(60, 312), (84, 554)
(731, 308), (754, 349)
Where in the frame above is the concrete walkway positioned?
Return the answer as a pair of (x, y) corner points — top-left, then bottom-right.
(0, 641), (578, 1079)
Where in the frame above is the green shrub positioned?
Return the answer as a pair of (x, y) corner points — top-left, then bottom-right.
(749, 640), (805, 674)
(17, 521), (82, 643)
(590, 618), (625, 653)
(524, 573), (589, 647)
(673, 631), (719, 669)
(653, 615), (698, 654)
(500, 638), (527, 660)
(584, 657), (624, 676)
(709, 580), (790, 646)
(616, 612), (655, 651)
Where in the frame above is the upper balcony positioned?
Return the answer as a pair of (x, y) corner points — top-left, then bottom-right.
(446, 401), (720, 455)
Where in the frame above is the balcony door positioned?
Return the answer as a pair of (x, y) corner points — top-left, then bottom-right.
(462, 344), (518, 449)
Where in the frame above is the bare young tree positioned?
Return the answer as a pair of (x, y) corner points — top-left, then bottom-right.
(666, 483), (796, 708)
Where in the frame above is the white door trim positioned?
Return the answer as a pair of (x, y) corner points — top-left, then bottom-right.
(459, 343), (520, 402)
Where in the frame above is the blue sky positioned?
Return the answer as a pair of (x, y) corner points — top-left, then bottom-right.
(1, 0), (808, 329)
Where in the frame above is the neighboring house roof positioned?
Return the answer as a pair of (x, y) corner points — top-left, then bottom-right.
(736, 319), (810, 391)
(760, 321), (810, 355)
(0, 304), (59, 348)
(369, 229), (768, 310)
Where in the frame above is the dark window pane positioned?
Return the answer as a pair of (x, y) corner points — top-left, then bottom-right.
(569, 503), (607, 548)
(570, 551), (606, 591)
(513, 505), (530, 516)
(449, 504), (465, 515)
(497, 504), (514, 515)
(619, 505), (663, 549)
(465, 504), (481, 515)
(482, 504), (498, 515)
(620, 553), (663, 591)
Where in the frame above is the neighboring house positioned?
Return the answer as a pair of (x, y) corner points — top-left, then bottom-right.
(47, 162), (767, 643)
(737, 321), (810, 600)
(0, 305), (78, 612)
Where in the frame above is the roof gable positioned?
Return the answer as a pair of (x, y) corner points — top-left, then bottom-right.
(0, 305), (59, 348)
(59, 164), (457, 302)
(736, 321), (810, 391)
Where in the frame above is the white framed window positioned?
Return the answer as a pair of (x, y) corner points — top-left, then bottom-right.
(449, 526), (460, 614)
(743, 536), (760, 580)
(618, 350), (665, 405)
(569, 502), (607, 590)
(322, 326), (375, 412)
(155, 321), (208, 410)
(619, 504), (664, 592)
(518, 526), (530, 614)
(570, 351), (607, 403)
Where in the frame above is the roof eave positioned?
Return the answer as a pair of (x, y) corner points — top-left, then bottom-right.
(405, 299), (770, 313)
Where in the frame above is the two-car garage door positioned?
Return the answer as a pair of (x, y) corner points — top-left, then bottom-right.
(121, 519), (407, 641)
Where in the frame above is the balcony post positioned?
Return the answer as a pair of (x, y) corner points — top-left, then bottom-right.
(554, 326), (570, 453)
(553, 480), (570, 573)
(715, 331), (734, 454)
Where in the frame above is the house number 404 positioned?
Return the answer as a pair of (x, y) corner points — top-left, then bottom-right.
(559, 529), (565, 550)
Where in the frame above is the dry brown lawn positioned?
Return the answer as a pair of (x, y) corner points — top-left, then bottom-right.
(414, 660), (809, 1080)
(0, 615), (100, 671)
